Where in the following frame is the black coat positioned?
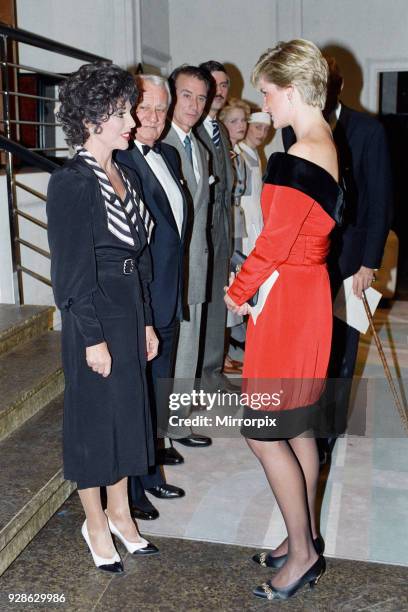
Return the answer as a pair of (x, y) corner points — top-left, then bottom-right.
(116, 143), (188, 329)
(47, 154), (155, 488)
(282, 104), (393, 287)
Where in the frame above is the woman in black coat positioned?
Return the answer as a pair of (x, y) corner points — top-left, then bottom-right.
(47, 62), (158, 572)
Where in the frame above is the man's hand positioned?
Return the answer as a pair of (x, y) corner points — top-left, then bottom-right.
(86, 342), (112, 377)
(352, 266), (375, 299)
(146, 326), (159, 361)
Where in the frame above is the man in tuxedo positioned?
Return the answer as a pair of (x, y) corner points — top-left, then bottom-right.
(117, 75), (187, 519)
(282, 56), (392, 451)
(163, 65), (212, 444)
(196, 60), (235, 393)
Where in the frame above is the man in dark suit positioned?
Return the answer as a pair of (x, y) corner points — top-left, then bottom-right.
(117, 74), (188, 519)
(196, 60), (235, 393)
(282, 56), (393, 450)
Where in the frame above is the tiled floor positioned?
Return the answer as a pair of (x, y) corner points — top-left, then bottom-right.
(138, 301), (408, 566)
(1, 301), (408, 610)
(1, 494), (408, 612)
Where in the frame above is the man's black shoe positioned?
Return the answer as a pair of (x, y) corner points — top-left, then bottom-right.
(173, 435), (212, 447)
(130, 505), (159, 520)
(146, 484), (185, 499)
(157, 446), (184, 465)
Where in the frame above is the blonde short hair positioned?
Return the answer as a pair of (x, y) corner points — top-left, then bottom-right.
(219, 97), (251, 123)
(252, 39), (328, 110)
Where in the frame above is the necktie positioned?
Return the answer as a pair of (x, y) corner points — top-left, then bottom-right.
(212, 119), (221, 149)
(142, 142), (161, 156)
(183, 134), (193, 166)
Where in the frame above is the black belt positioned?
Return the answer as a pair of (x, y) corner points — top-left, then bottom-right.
(97, 258), (137, 275)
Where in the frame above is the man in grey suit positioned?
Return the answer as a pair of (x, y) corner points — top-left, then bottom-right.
(163, 65), (212, 445)
(196, 60), (235, 393)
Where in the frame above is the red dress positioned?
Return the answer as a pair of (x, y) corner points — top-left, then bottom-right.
(228, 153), (343, 437)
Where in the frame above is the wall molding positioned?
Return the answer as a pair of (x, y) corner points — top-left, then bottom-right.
(141, 45), (172, 75)
(366, 57), (408, 113)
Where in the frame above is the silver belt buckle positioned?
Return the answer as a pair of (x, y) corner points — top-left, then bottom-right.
(123, 258), (134, 275)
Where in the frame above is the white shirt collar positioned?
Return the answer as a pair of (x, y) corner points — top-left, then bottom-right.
(171, 121), (192, 144)
(134, 138), (152, 154)
(204, 114), (216, 127)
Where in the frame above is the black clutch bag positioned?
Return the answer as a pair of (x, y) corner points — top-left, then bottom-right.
(230, 250), (259, 307)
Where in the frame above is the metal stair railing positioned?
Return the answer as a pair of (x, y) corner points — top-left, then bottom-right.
(0, 22), (111, 303)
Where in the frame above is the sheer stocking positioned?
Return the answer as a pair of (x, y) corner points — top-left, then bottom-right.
(247, 438), (318, 588)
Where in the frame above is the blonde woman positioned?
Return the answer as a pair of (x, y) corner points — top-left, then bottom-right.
(225, 40), (344, 600)
(240, 111), (271, 254)
(219, 98), (250, 370)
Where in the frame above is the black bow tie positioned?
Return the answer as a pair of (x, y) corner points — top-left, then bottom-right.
(142, 143), (161, 156)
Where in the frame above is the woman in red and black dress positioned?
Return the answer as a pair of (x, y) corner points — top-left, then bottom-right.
(225, 40), (344, 601)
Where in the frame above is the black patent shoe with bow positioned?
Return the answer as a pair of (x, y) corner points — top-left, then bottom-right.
(252, 535), (324, 569)
(253, 555), (326, 600)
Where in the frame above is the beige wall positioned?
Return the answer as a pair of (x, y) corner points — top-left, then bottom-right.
(169, 0), (408, 155)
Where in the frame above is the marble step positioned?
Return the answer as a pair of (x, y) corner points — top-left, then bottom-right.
(0, 331), (63, 442)
(0, 304), (55, 356)
(0, 394), (75, 577)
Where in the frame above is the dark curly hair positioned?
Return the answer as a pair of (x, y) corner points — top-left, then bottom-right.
(57, 61), (137, 146)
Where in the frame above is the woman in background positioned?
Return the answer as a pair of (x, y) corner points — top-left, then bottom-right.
(225, 40), (343, 600)
(47, 62), (158, 573)
(239, 111), (271, 254)
(219, 98), (250, 372)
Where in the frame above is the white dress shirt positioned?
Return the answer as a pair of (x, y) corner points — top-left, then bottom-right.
(134, 139), (184, 236)
(203, 114), (216, 140)
(171, 122), (201, 184)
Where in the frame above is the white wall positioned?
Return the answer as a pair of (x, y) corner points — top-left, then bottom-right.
(0, 177), (15, 303)
(301, 0), (408, 112)
(16, 0), (138, 72)
(141, 0), (171, 72)
(169, 0), (408, 153)
(169, 0), (278, 108)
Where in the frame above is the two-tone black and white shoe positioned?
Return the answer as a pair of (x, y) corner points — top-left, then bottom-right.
(81, 520), (123, 573)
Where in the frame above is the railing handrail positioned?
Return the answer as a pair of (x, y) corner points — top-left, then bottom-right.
(0, 135), (60, 173)
(0, 21), (110, 63)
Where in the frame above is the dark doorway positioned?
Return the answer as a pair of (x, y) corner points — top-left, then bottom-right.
(379, 71), (408, 296)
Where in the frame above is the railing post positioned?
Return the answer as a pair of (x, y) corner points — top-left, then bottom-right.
(1, 33), (23, 303)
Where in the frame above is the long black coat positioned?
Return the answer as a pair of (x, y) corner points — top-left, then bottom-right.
(47, 155), (155, 488)
(282, 104), (393, 289)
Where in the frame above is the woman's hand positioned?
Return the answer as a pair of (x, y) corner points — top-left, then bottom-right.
(86, 342), (112, 377)
(224, 289), (251, 316)
(146, 326), (159, 361)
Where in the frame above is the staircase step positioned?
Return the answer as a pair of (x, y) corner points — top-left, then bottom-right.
(0, 304), (55, 356)
(0, 331), (63, 441)
(0, 394), (75, 576)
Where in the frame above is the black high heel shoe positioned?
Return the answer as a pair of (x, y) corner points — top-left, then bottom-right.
(252, 535), (324, 569)
(253, 555), (326, 600)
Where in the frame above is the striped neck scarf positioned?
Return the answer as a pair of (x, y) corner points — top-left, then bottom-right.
(77, 147), (153, 245)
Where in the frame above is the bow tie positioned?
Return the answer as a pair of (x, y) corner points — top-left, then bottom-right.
(142, 143), (161, 156)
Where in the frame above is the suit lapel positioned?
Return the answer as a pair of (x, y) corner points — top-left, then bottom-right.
(160, 143), (189, 242)
(75, 156), (142, 251)
(165, 127), (198, 196)
(129, 146), (180, 236)
(190, 133), (206, 213)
